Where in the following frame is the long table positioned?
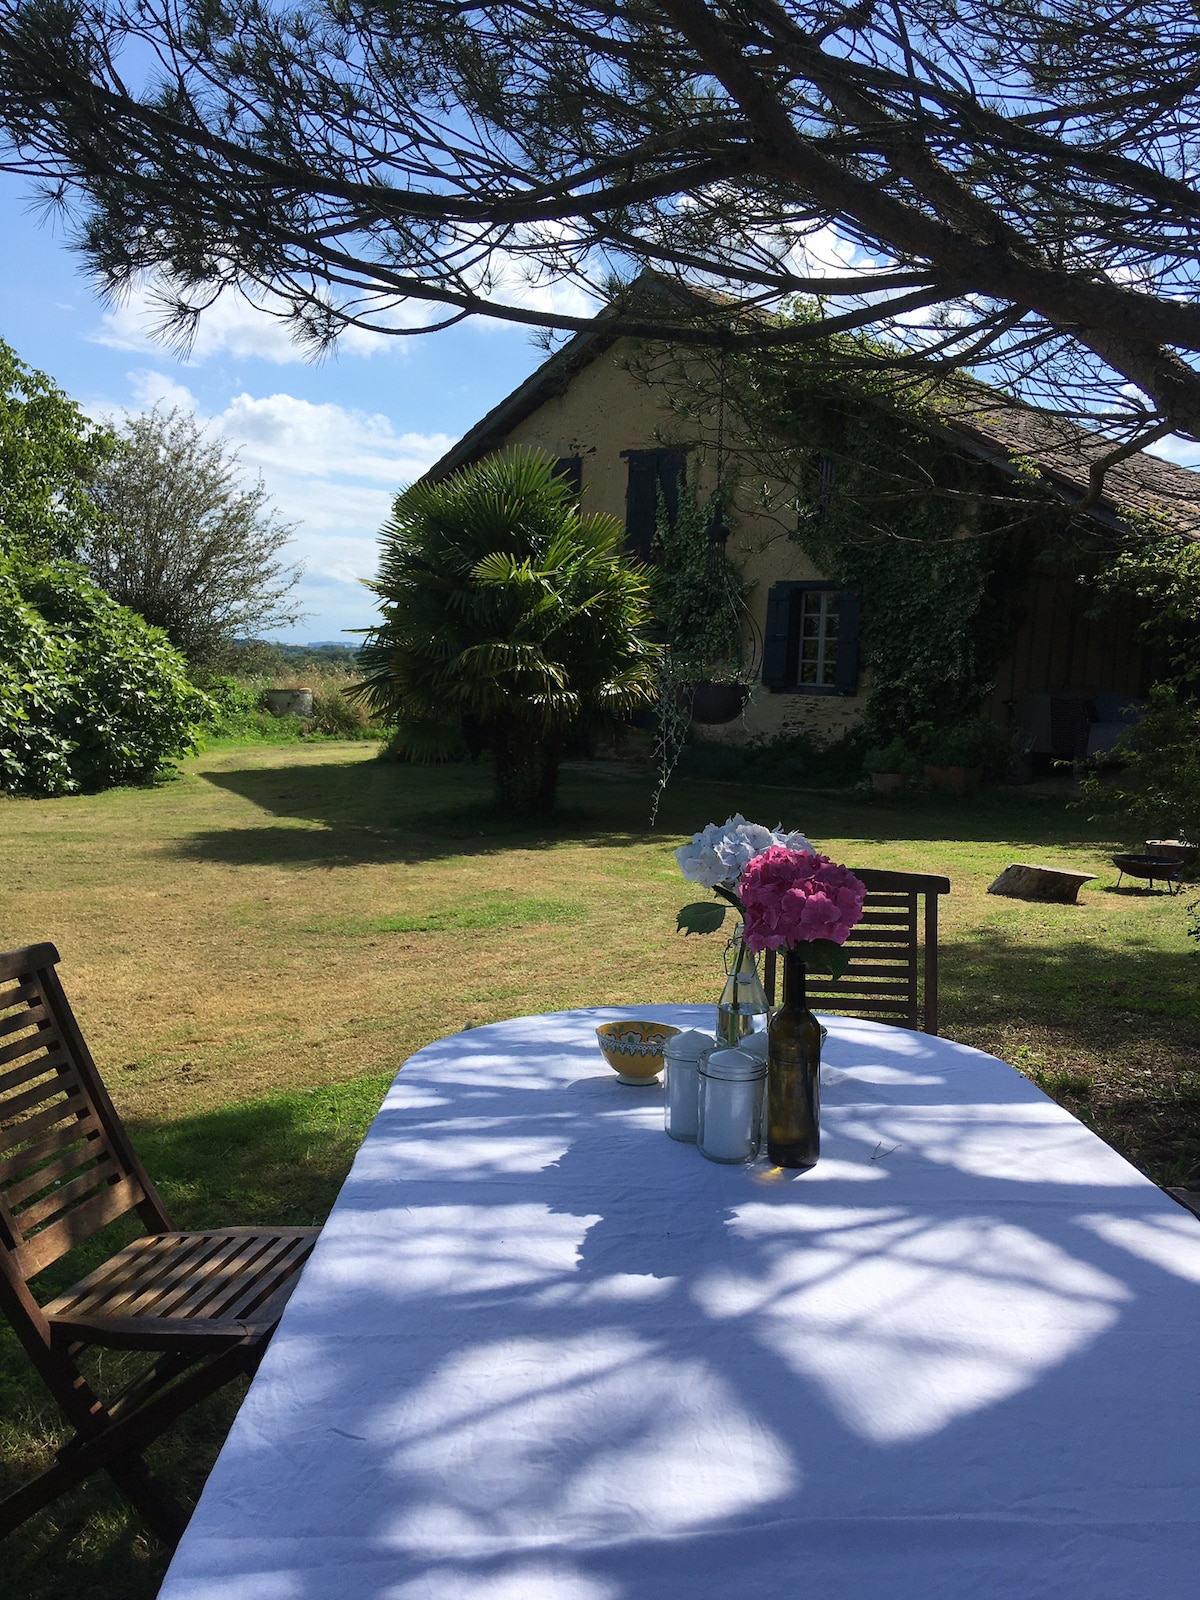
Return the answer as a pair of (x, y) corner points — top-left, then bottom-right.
(158, 1008), (1200, 1598)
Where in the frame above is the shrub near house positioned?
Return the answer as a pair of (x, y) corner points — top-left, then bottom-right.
(0, 338), (210, 794)
(0, 558), (207, 795)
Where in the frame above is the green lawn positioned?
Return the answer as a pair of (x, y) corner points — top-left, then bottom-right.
(0, 742), (1196, 1598)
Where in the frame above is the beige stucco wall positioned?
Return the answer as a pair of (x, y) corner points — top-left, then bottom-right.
(498, 340), (869, 747)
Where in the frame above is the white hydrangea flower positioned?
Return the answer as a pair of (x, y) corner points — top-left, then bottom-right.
(675, 814), (814, 891)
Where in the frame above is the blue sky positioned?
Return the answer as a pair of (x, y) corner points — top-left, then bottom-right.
(0, 171), (588, 643)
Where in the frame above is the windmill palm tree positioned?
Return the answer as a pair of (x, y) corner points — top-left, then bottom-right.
(355, 450), (658, 817)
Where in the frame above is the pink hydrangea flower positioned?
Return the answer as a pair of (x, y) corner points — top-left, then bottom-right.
(739, 847), (867, 953)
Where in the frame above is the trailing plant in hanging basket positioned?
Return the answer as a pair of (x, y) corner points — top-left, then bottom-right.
(691, 681), (752, 724)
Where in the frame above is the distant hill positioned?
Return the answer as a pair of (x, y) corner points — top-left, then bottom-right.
(222, 639), (363, 675)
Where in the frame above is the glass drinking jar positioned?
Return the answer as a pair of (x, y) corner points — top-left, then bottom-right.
(698, 1046), (766, 1165)
(663, 1029), (716, 1143)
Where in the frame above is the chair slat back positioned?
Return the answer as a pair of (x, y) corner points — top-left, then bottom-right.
(0, 945), (170, 1281)
(763, 869), (950, 1033)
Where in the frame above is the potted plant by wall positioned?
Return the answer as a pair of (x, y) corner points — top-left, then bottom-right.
(921, 718), (1010, 793)
(861, 737), (917, 793)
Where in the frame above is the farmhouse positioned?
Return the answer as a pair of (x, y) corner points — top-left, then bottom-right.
(427, 289), (1200, 761)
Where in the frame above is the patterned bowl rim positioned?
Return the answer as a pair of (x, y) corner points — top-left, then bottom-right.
(596, 1022), (681, 1057)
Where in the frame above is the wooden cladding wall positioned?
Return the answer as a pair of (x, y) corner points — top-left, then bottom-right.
(985, 569), (1150, 712)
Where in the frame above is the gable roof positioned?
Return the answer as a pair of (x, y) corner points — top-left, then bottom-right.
(426, 292), (1200, 538)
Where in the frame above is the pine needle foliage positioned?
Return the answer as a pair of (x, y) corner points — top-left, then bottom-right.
(355, 450), (658, 816)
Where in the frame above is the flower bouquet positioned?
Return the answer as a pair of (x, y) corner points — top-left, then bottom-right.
(738, 846), (866, 1168)
(674, 814), (814, 935)
(674, 815), (814, 1045)
(739, 846), (867, 978)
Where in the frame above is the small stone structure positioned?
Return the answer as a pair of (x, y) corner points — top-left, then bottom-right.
(987, 863), (1097, 904)
(265, 688), (314, 717)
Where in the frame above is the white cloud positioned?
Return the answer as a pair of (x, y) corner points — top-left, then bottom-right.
(115, 370), (453, 499)
(216, 390), (452, 485)
(1146, 434), (1200, 469)
(783, 222), (864, 282)
(91, 278), (445, 364)
(88, 249), (601, 364)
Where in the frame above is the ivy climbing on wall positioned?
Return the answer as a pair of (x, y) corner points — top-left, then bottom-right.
(794, 410), (1030, 740)
(739, 355), (1036, 740)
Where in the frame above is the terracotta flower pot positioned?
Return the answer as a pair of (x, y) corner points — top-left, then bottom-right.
(923, 763), (982, 794)
(691, 682), (751, 724)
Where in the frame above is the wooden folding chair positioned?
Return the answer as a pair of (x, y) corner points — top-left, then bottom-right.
(763, 868), (950, 1033)
(0, 942), (318, 1544)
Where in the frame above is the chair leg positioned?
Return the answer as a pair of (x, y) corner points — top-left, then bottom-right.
(0, 1450), (90, 1538)
(106, 1455), (190, 1545)
(0, 1341), (256, 1544)
(0, 1443), (189, 1547)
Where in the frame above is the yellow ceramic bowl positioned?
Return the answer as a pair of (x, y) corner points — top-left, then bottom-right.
(595, 1020), (682, 1085)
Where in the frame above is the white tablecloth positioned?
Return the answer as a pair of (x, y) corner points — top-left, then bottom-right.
(159, 1008), (1200, 1600)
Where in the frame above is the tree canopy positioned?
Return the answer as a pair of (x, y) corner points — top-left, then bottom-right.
(87, 407), (302, 663)
(0, 334), (114, 560)
(355, 450), (658, 815)
(4, 0), (1200, 456)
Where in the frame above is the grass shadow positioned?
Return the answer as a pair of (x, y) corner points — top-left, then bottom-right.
(942, 927), (1200, 1188)
(175, 754), (1130, 870)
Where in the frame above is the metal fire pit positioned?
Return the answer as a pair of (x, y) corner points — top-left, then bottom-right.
(1111, 854), (1184, 894)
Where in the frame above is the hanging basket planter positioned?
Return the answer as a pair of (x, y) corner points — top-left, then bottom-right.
(691, 682), (751, 724)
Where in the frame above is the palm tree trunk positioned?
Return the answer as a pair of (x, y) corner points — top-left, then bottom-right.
(490, 715), (562, 817)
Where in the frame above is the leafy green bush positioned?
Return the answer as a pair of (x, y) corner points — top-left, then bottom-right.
(0, 558), (208, 794)
(307, 677), (384, 739)
(194, 673), (386, 744)
(918, 717), (1013, 778)
(677, 727), (870, 789)
(1080, 685), (1200, 842)
(192, 674), (304, 744)
(862, 737), (918, 776)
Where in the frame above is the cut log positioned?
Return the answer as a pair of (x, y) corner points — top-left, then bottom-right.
(1146, 839), (1198, 866)
(987, 863), (1097, 904)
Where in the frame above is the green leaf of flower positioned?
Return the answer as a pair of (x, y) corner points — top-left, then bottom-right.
(676, 901), (729, 936)
(801, 938), (850, 979)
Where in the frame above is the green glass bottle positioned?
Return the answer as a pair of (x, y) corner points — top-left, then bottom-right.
(766, 947), (821, 1169)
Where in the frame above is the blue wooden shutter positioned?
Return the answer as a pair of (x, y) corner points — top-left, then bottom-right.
(762, 583), (793, 690)
(656, 450), (687, 526)
(835, 590), (861, 694)
(623, 451), (658, 561)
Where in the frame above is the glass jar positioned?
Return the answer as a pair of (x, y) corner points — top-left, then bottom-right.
(663, 1029), (716, 1143)
(698, 1046), (766, 1165)
(716, 923), (770, 1047)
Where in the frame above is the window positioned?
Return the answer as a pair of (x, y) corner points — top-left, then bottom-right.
(797, 588), (841, 687)
(621, 449), (687, 561)
(762, 582), (861, 696)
